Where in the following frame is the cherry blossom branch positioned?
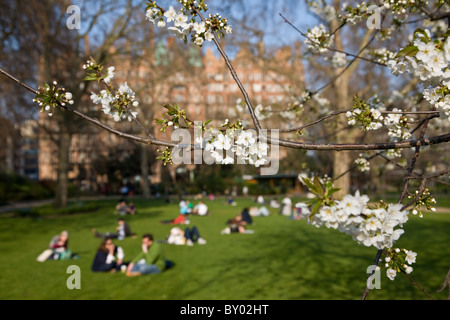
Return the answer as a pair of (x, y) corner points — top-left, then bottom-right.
(0, 67), (174, 148)
(2, 65), (450, 153)
(276, 133), (450, 151)
(101, 79), (155, 139)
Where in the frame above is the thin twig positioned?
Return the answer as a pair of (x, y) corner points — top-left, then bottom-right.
(279, 13), (387, 67)
(404, 273), (435, 300)
(195, 10), (262, 133)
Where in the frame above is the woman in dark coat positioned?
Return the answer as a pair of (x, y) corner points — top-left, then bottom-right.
(91, 237), (127, 272)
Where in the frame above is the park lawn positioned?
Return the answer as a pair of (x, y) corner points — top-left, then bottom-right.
(0, 197), (448, 300)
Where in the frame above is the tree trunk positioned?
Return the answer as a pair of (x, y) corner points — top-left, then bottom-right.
(331, 63), (352, 198)
(55, 129), (70, 208)
(140, 144), (151, 198)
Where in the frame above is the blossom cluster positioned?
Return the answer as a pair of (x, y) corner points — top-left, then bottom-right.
(387, 30), (450, 120)
(338, 2), (378, 25)
(388, 32), (449, 82)
(382, 0), (429, 15)
(90, 83), (139, 122)
(145, 2), (231, 46)
(355, 154), (370, 172)
(304, 24), (334, 54)
(331, 52), (347, 68)
(423, 85), (450, 119)
(298, 190), (410, 251)
(384, 248), (418, 280)
(201, 129), (269, 167)
(408, 188), (437, 218)
(346, 96), (412, 141)
(369, 48), (396, 64)
(33, 81), (74, 117)
(83, 59), (139, 122)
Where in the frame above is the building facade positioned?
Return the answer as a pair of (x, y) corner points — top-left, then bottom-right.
(37, 37), (305, 193)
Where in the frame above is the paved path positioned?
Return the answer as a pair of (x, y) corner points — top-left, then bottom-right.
(0, 196), (123, 214)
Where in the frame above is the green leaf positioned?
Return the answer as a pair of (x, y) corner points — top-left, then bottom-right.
(302, 177), (318, 194)
(395, 45), (419, 58)
(413, 28), (431, 43)
(311, 200), (322, 215)
(313, 176), (324, 196)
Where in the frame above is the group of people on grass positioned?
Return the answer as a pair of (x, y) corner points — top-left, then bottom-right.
(36, 199), (210, 277)
(36, 195), (298, 276)
(115, 199), (137, 216)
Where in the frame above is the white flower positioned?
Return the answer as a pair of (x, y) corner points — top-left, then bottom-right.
(365, 217), (382, 232)
(404, 265), (413, 274)
(415, 41), (437, 64)
(429, 52), (447, 72)
(386, 268), (397, 281)
(192, 21), (206, 34)
(405, 250), (417, 264)
(204, 29), (214, 42)
(318, 206), (336, 222)
(194, 36), (204, 46)
(174, 13), (188, 27)
(256, 142), (269, 157)
(213, 133), (232, 151)
(164, 6), (177, 22)
(236, 131), (256, 147)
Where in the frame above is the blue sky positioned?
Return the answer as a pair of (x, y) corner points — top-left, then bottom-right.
(75, 0), (318, 50)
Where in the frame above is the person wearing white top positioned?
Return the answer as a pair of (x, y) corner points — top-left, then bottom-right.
(194, 201), (209, 216)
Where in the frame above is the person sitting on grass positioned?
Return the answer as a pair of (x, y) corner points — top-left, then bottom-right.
(126, 234), (173, 277)
(91, 236), (127, 273)
(193, 201), (209, 216)
(115, 200), (128, 216)
(37, 230), (79, 262)
(92, 218), (137, 240)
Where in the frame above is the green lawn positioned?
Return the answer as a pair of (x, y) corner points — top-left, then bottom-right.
(0, 196), (448, 300)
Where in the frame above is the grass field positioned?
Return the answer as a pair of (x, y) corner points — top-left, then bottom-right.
(0, 196), (449, 300)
